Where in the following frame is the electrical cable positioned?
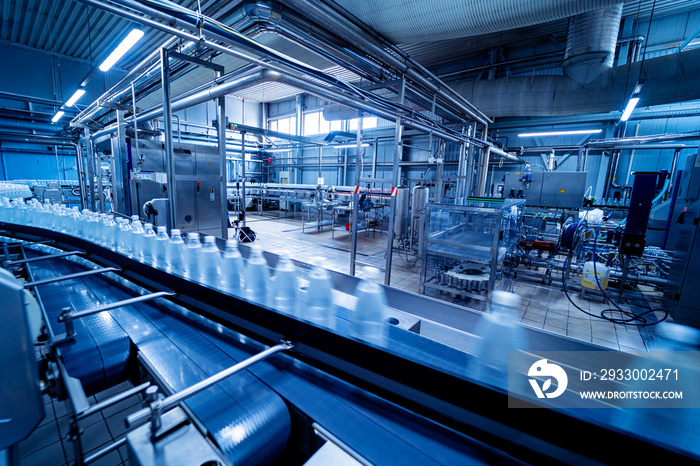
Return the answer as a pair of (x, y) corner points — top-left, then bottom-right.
(560, 224), (668, 327)
(592, 222), (668, 326)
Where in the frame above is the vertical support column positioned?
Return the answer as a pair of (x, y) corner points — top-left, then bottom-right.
(349, 117), (363, 276)
(241, 130), (247, 228)
(384, 77), (406, 286)
(161, 48), (177, 231)
(217, 72), (228, 239)
(84, 129), (96, 211)
(113, 110), (130, 214)
(295, 95), (303, 185)
(73, 143), (87, 210)
(435, 140), (446, 202)
(476, 147), (491, 197)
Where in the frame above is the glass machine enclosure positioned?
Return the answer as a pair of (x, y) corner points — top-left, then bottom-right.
(419, 199), (524, 311)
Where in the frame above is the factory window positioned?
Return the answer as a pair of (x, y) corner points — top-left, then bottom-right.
(348, 116), (378, 131)
(302, 110), (341, 135)
(268, 116), (297, 135)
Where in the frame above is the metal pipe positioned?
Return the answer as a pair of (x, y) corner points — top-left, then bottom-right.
(476, 147), (491, 197)
(281, 0), (490, 124)
(241, 131), (247, 228)
(87, 0), (479, 141)
(83, 438), (128, 465)
(78, 382), (151, 420)
(63, 291), (175, 321)
(384, 78), (405, 285)
(85, 130), (96, 211)
(161, 48), (177, 232)
(23, 267), (119, 288)
(3, 250), (82, 266)
(125, 342), (292, 428)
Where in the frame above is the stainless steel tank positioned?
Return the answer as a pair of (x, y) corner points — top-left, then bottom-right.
(411, 186), (430, 214)
(394, 186), (410, 238)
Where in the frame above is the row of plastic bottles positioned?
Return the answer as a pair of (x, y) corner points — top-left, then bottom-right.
(0, 197), (388, 344)
(0, 182), (32, 200)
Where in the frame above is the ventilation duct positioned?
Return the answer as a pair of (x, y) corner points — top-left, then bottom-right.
(450, 48), (700, 118)
(331, 0), (621, 43)
(562, 3), (624, 84)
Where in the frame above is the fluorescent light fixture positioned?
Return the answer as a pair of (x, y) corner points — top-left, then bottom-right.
(265, 148), (292, 153)
(99, 29), (144, 72)
(65, 89), (86, 107)
(620, 97), (640, 122)
(518, 129), (602, 137)
(333, 143), (370, 149)
(51, 111), (65, 123)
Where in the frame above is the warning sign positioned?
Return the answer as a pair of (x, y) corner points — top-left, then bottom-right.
(560, 188), (566, 193)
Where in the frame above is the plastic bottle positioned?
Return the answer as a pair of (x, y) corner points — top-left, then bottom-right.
(166, 229), (187, 275)
(77, 208), (90, 238)
(271, 255), (298, 315)
(472, 291), (528, 388)
(103, 214), (117, 249)
(199, 236), (222, 287)
(184, 232), (203, 279)
(116, 218), (132, 253)
(220, 239), (244, 295)
(244, 245), (270, 305)
(128, 215), (145, 258)
(141, 223), (157, 263)
(351, 267), (388, 345)
(153, 226), (169, 269)
(303, 257), (334, 327)
(67, 207), (81, 235)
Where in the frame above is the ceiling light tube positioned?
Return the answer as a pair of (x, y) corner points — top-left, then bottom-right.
(265, 148), (292, 153)
(518, 129), (602, 137)
(620, 97), (640, 122)
(65, 89), (86, 107)
(99, 29), (145, 72)
(51, 111), (65, 123)
(332, 143), (370, 149)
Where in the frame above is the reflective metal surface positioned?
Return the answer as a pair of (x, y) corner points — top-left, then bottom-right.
(0, 268), (44, 449)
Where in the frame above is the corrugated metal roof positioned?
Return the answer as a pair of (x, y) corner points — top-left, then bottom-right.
(0, 0), (223, 69)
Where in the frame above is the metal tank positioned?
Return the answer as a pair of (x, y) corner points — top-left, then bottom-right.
(411, 185), (430, 254)
(394, 186), (410, 238)
(411, 185), (430, 215)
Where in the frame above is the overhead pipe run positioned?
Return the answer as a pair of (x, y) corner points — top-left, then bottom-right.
(76, 0), (479, 143)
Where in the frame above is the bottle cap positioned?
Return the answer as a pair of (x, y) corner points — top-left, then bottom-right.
(157, 226), (166, 232)
(189, 232), (199, 239)
(225, 239), (237, 247)
(131, 215), (139, 220)
(491, 290), (521, 308)
(144, 223), (153, 229)
(363, 266), (381, 279)
(171, 228), (181, 235)
(204, 236), (215, 243)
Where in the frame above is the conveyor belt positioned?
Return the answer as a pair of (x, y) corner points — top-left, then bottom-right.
(25, 249), (291, 466)
(26, 250), (131, 395)
(23, 246), (510, 465)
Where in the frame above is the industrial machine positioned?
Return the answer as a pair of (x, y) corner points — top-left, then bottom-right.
(419, 198), (524, 310)
(394, 185), (430, 256)
(664, 153), (700, 326)
(129, 139), (225, 237)
(503, 170), (587, 208)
